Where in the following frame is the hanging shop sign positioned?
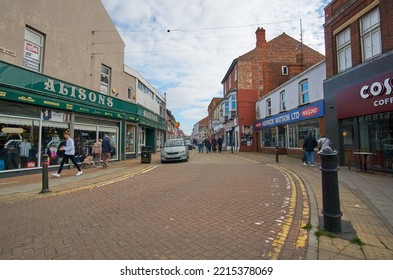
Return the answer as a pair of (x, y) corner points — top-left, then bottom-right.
(254, 100), (325, 130)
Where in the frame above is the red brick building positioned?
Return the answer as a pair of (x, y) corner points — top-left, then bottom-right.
(221, 27), (324, 152)
(323, 0), (393, 168)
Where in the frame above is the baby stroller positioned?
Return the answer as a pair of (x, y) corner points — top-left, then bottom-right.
(81, 155), (95, 168)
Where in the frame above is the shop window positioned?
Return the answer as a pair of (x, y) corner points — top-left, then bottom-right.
(288, 124), (299, 148)
(261, 127), (276, 147)
(42, 126), (69, 166)
(74, 124), (97, 163)
(361, 9), (381, 62)
(138, 126), (146, 150)
(99, 126), (118, 160)
(100, 65), (111, 95)
(24, 27), (45, 72)
(41, 110), (71, 166)
(0, 116), (40, 171)
(156, 130), (165, 150)
(125, 124), (136, 153)
(337, 28), (352, 73)
(287, 119), (319, 149)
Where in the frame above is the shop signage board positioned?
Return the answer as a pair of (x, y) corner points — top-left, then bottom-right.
(0, 61), (138, 115)
(254, 99), (325, 130)
(0, 87), (123, 119)
(0, 61), (166, 129)
(336, 71), (393, 119)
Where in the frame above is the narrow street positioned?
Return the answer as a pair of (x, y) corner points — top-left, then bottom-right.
(0, 150), (308, 260)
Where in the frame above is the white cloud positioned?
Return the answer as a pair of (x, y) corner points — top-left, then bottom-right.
(101, 0), (326, 135)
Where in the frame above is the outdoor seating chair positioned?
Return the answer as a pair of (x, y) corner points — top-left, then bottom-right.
(348, 149), (362, 171)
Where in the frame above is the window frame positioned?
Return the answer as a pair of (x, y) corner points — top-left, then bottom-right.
(336, 28), (352, 73)
(23, 27), (45, 72)
(280, 90), (286, 112)
(100, 64), (111, 95)
(360, 8), (381, 62)
(266, 98), (272, 116)
(299, 79), (309, 105)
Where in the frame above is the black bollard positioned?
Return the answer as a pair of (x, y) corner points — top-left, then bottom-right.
(275, 145), (279, 163)
(318, 147), (341, 233)
(40, 154), (51, 194)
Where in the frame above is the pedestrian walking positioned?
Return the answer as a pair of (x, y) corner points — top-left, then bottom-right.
(92, 139), (102, 166)
(212, 138), (217, 152)
(302, 132), (318, 167)
(218, 136), (223, 153)
(51, 130), (83, 177)
(204, 138), (211, 153)
(197, 137), (204, 153)
(102, 134), (112, 168)
(318, 135), (332, 151)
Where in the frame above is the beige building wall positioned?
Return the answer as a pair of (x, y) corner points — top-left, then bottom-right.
(0, 0), (127, 98)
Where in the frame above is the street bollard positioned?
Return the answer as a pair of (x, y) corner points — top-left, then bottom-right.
(40, 154), (51, 194)
(275, 145), (279, 163)
(318, 147), (341, 233)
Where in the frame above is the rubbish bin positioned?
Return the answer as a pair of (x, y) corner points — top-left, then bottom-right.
(141, 146), (152, 163)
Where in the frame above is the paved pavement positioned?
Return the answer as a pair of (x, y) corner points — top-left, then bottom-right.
(0, 149), (392, 260)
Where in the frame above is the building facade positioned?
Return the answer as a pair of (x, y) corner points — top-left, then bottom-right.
(0, 0), (166, 174)
(221, 27), (324, 152)
(255, 61), (326, 156)
(323, 0), (393, 170)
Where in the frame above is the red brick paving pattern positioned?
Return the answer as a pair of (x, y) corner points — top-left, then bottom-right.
(0, 153), (307, 260)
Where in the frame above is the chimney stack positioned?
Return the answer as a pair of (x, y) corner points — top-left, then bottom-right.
(256, 27), (266, 48)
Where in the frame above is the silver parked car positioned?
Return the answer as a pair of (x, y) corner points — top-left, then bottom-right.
(161, 138), (189, 163)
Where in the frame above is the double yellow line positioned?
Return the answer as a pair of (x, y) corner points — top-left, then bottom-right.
(267, 165), (310, 259)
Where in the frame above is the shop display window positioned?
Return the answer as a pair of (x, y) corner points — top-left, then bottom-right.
(261, 127), (276, 147)
(99, 126), (118, 159)
(125, 124), (136, 153)
(74, 125), (97, 163)
(156, 130), (165, 150)
(41, 127), (69, 166)
(0, 116), (40, 171)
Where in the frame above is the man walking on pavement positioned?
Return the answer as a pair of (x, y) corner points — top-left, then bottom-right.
(102, 134), (112, 168)
(52, 130), (83, 177)
(303, 132), (317, 167)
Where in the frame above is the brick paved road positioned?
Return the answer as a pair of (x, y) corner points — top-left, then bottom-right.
(0, 151), (308, 259)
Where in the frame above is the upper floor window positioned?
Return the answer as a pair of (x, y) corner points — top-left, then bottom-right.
(224, 100), (229, 116)
(24, 27), (45, 72)
(234, 65), (238, 81)
(100, 65), (111, 95)
(280, 90), (286, 111)
(137, 80), (154, 99)
(361, 9), (381, 61)
(337, 28), (352, 73)
(230, 95), (236, 111)
(127, 87), (133, 100)
(266, 98), (272, 116)
(299, 80), (309, 105)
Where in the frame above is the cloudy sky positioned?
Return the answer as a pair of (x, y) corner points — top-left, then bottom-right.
(100, 0), (329, 135)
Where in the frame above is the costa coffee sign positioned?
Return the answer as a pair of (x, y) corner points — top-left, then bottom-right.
(336, 72), (393, 119)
